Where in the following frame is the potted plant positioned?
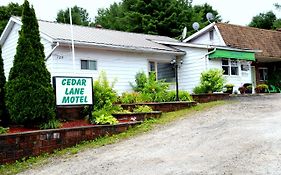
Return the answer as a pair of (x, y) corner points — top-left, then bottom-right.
(224, 84), (234, 94)
(246, 85), (252, 94)
(238, 86), (246, 94)
(255, 84), (268, 93)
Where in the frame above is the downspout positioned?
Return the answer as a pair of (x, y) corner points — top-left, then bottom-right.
(204, 47), (216, 70)
(45, 42), (59, 61)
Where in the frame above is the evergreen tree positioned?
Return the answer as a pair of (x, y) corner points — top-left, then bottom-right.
(5, 0), (55, 125)
(0, 45), (8, 124)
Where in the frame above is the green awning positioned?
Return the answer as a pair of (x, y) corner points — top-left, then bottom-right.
(209, 49), (255, 61)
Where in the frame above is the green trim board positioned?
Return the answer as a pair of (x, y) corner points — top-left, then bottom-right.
(208, 49), (255, 61)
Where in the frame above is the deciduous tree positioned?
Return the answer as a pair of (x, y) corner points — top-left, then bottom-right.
(0, 3), (23, 36)
(56, 5), (91, 26)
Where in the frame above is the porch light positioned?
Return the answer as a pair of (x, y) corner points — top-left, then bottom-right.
(170, 58), (183, 101)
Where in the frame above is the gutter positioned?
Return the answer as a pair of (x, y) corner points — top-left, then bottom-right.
(54, 39), (185, 56)
(45, 42), (59, 61)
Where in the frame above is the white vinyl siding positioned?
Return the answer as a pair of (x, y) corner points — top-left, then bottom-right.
(189, 29), (224, 46)
(49, 46), (173, 93)
(176, 46), (208, 93)
(209, 59), (252, 92)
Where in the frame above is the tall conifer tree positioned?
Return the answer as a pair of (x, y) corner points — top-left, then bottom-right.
(0, 46), (7, 124)
(5, 0), (55, 125)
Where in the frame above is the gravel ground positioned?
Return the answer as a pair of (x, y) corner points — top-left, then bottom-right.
(19, 94), (281, 175)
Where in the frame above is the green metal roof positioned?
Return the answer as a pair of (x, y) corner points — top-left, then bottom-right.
(209, 49), (255, 61)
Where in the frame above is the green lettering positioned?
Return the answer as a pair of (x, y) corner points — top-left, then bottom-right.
(67, 79), (71, 85)
(70, 97), (75, 103)
(82, 79), (86, 86)
(80, 88), (84, 95)
(65, 88), (69, 95)
(62, 96), (70, 103)
(62, 79), (67, 85)
(84, 96), (88, 103)
(72, 79), (77, 85)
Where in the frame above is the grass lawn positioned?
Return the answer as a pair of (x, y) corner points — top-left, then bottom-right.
(0, 100), (227, 175)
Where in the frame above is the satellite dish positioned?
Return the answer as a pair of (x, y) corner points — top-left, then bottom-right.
(206, 12), (214, 23)
(182, 27), (187, 40)
(192, 22), (200, 31)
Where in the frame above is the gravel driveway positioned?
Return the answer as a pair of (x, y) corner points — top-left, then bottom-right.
(19, 94), (281, 175)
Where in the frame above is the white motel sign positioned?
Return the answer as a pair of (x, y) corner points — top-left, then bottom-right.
(53, 77), (93, 106)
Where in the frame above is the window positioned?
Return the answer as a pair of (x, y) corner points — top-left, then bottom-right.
(241, 62), (250, 71)
(222, 59), (239, 76)
(230, 60), (239, 75)
(209, 30), (214, 40)
(81, 60), (97, 70)
(222, 59), (229, 75)
(259, 68), (268, 81)
(148, 61), (175, 82)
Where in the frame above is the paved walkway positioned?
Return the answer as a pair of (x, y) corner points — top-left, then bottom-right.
(20, 94), (281, 175)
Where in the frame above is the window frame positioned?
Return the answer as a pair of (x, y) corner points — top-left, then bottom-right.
(81, 60), (97, 71)
(258, 67), (268, 82)
(222, 59), (239, 76)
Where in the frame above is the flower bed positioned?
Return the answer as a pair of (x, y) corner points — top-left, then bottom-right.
(191, 93), (230, 103)
(112, 111), (162, 122)
(119, 101), (197, 112)
(0, 121), (141, 165)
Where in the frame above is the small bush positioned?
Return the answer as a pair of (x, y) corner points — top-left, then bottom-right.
(39, 119), (61, 129)
(93, 71), (118, 111)
(166, 91), (193, 101)
(91, 109), (118, 125)
(133, 105), (153, 113)
(120, 92), (140, 104)
(0, 126), (9, 134)
(193, 69), (225, 94)
(130, 71), (147, 92)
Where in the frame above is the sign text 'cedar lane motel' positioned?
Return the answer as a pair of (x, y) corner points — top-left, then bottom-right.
(53, 77), (93, 106)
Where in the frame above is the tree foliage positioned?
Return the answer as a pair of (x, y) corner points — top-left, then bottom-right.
(249, 9), (281, 30)
(0, 2), (23, 36)
(5, 0), (55, 125)
(94, 0), (221, 38)
(0, 46), (8, 123)
(56, 5), (91, 26)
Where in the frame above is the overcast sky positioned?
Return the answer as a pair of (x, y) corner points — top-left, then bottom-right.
(0, 0), (280, 26)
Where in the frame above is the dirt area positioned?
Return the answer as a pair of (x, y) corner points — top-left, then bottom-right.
(19, 94), (281, 175)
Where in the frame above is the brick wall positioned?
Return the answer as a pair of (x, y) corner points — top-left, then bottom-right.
(120, 101), (197, 112)
(0, 122), (141, 164)
(191, 93), (230, 103)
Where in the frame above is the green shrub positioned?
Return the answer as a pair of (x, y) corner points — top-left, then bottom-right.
(93, 71), (118, 111)
(0, 46), (8, 124)
(179, 91), (193, 101)
(91, 109), (118, 125)
(133, 105), (153, 113)
(130, 71), (147, 92)
(120, 92), (140, 104)
(193, 85), (206, 94)
(0, 126), (9, 134)
(5, 1), (55, 125)
(193, 69), (225, 94)
(39, 119), (61, 129)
